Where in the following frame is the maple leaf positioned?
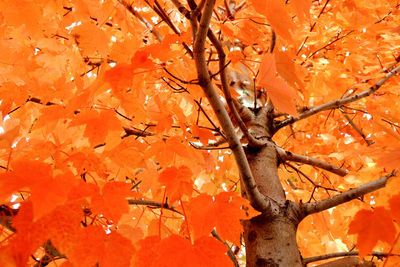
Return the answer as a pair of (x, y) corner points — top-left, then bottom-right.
(258, 53), (299, 116)
(68, 226), (106, 266)
(249, 0), (295, 41)
(72, 23), (110, 57)
(348, 207), (395, 258)
(389, 193), (400, 224)
(291, 0), (311, 23)
(186, 194), (215, 240)
(100, 231), (135, 267)
(91, 182), (134, 223)
(191, 125), (216, 145)
(131, 49), (156, 70)
(158, 165), (193, 204)
(187, 192), (260, 245)
(0, 161), (77, 220)
(105, 63), (135, 93)
(134, 235), (230, 267)
(0, 115), (20, 149)
(69, 109), (121, 146)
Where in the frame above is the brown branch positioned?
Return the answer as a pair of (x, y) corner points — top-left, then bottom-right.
(145, 0), (193, 57)
(118, 0), (163, 42)
(339, 108), (374, 146)
(276, 64), (400, 129)
(301, 170), (397, 218)
(128, 199), (182, 214)
(284, 162), (340, 199)
(207, 23), (265, 147)
(123, 126), (155, 138)
(170, 0), (191, 19)
(191, 0), (268, 212)
(211, 229), (240, 267)
(194, 99), (226, 140)
(302, 30), (354, 63)
(303, 251), (397, 265)
(296, 0), (331, 56)
(224, 0), (236, 19)
(276, 147), (347, 176)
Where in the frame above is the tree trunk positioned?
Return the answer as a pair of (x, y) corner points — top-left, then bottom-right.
(242, 215), (302, 266)
(241, 111), (303, 266)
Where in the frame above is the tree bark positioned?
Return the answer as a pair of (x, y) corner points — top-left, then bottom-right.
(242, 213), (302, 266)
(242, 109), (303, 267)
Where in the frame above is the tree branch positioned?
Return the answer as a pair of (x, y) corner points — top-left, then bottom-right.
(206, 22), (265, 148)
(276, 146), (347, 176)
(276, 64), (400, 129)
(211, 229), (240, 267)
(191, 0), (269, 212)
(118, 0), (163, 42)
(303, 251), (397, 265)
(301, 170), (397, 217)
(339, 108), (374, 146)
(128, 199), (182, 215)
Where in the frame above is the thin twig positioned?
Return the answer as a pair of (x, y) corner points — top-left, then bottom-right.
(339, 108), (374, 146)
(303, 251), (398, 265)
(211, 229), (240, 267)
(118, 0), (163, 42)
(301, 170), (397, 217)
(276, 64), (400, 129)
(128, 199), (182, 215)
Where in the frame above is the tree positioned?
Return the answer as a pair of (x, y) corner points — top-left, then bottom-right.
(1, 0), (400, 266)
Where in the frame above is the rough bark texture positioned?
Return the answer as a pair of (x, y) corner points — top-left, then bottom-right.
(242, 212), (302, 266)
(242, 107), (303, 267)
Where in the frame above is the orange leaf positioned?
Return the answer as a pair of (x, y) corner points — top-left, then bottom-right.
(348, 207), (395, 258)
(228, 50), (244, 65)
(0, 115), (20, 148)
(135, 235), (230, 267)
(191, 125), (216, 145)
(187, 192), (260, 244)
(158, 166), (193, 203)
(186, 194), (215, 240)
(105, 63), (134, 93)
(249, 0), (295, 41)
(72, 23), (110, 56)
(292, 0), (311, 23)
(258, 53), (299, 116)
(100, 231), (135, 267)
(274, 50), (304, 89)
(131, 49), (156, 70)
(213, 192), (260, 245)
(91, 182), (133, 223)
(389, 193), (400, 224)
(69, 226), (106, 266)
(0, 161), (77, 219)
(69, 110), (121, 146)
(193, 236), (232, 267)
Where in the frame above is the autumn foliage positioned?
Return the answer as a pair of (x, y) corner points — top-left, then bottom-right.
(1, 0), (400, 266)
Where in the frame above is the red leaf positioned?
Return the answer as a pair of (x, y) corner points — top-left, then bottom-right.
(91, 182), (133, 223)
(348, 207), (395, 258)
(191, 125), (216, 145)
(158, 166), (193, 203)
(135, 235), (230, 267)
(187, 192), (260, 244)
(69, 110), (121, 145)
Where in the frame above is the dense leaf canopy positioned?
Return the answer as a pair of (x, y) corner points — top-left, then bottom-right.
(1, 0), (400, 266)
